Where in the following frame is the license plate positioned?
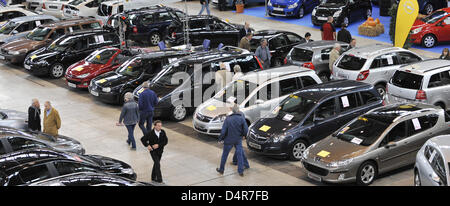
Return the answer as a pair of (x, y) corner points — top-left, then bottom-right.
(317, 16), (327, 20)
(68, 82), (76, 88)
(24, 64), (31, 70)
(248, 142), (261, 150)
(308, 173), (322, 182)
(0, 55), (4, 60)
(90, 90), (99, 96)
(273, 7), (284, 11)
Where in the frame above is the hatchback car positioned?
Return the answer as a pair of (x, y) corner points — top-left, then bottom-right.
(0, 109), (27, 130)
(29, 172), (153, 186)
(133, 47), (263, 121)
(268, 0), (320, 18)
(311, 0), (372, 27)
(0, 18), (103, 64)
(410, 8), (450, 48)
(286, 40), (349, 81)
(23, 29), (120, 78)
(0, 7), (37, 25)
(250, 30), (305, 67)
(246, 80), (383, 161)
(0, 15), (58, 45)
(95, 0), (125, 23)
(41, 0), (71, 18)
(386, 59), (450, 111)
(414, 135), (450, 186)
(302, 103), (449, 185)
(194, 66), (322, 136)
(331, 44), (423, 96)
(166, 15), (242, 48)
(62, 0), (111, 19)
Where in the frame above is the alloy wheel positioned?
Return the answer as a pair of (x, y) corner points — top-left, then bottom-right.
(52, 64), (64, 78)
(423, 35), (435, 48)
(376, 87), (385, 97)
(150, 33), (161, 46)
(360, 164), (375, 184)
(425, 4), (433, 15)
(173, 104), (186, 121)
(292, 142), (306, 159)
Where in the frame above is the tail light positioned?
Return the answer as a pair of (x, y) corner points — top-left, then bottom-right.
(415, 90), (427, 100)
(284, 57), (287, 65)
(382, 100), (386, 106)
(302, 62), (315, 70)
(42, 3), (45, 9)
(132, 26), (137, 33)
(61, 4), (64, 10)
(171, 32), (176, 38)
(356, 70), (369, 81)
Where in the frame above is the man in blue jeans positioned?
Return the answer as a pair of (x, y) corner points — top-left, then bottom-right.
(138, 81), (158, 136)
(216, 104), (250, 176)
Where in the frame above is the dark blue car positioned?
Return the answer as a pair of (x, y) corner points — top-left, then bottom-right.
(268, 0), (320, 18)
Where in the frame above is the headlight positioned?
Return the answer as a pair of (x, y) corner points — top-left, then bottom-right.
(312, 7), (316, 16)
(326, 158), (353, 168)
(411, 27), (422, 34)
(333, 10), (342, 17)
(76, 73), (90, 79)
(268, 1), (272, 6)
(8, 50), (20, 55)
(273, 133), (291, 143)
(302, 143), (315, 160)
(102, 87), (111, 93)
(121, 168), (134, 175)
(211, 114), (227, 123)
(288, 2), (298, 9)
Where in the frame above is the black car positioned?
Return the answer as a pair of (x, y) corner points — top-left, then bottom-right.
(246, 80), (383, 160)
(0, 149), (136, 186)
(88, 49), (194, 105)
(29, 172), (153, 186)
(311, 0), (372, 27)
(106, 5), (186, 46)
(166, 15), (243, 48)
(250, 30), (305, 67)
(23, 29), (120, 78)
(132, 47), (263, 121)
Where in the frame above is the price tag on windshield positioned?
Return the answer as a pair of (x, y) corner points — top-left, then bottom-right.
(412, 118), (421, 130)
(341, 96), (350, 108)
(282, 114), (294, 122)
(350, 137), (363, 145)
(74, 66), (83, 72)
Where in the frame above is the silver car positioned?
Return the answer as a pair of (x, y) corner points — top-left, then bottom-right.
(387, 59), (450, 111)
(414, 135), (450, 186)
(301, 103), (450, 185)
(0, 15), (58, 45)
(331, 44), (423, 96)
(286, 40), (349, 82)
(0, 109), (27, 130)
(193, 66), (322, 136)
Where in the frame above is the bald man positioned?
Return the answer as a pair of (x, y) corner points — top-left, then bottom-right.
(28, 99), (41, 131)
(43, 101), (61, 136)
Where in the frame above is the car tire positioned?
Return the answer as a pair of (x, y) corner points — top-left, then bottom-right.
(149, 32), (161, 46)
(170, 103), (187, 121)
(49, 63), (65, 78)
(424, 3), (433, 15)
(414, 169), (421, 186)
(356, 161), (377, 186)
(422, 34), (437, 48)
(434, 102), (446, 111)
(289, 139), (308, 161)
(297, 6), (305, 18)
(375, 84), (386, 97)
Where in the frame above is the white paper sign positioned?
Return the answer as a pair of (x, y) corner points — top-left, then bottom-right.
(387, 56), (393, 65)
(224, 62), (231, 72)
(69, 27), (73, 32)
(35, 21), (41, 26)
(283, 114), (294, 122)
(351, 137), (363, 145)
(97, 35), (104, 43)
(412, 118), (421, 130)
(227, 96), (236, 103)
(168, 58), (176, 63)
(341, 96), (350, 108)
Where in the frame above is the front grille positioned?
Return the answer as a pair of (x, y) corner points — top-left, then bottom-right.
(249, 131), (269, 143)
(316, 9), (334, 17)
(194, 125), (207, 132)
(272, 10), (285, 15)
(303, 162), (329, 176)
(196, 113), (212, 123)
(273, 4), (287, 8)
(67, 79), (81, 84)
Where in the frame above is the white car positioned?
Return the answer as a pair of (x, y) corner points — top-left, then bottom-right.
(63, 0), (111, 19)
(0, 7), (37, 25)
(41, 0), (71, 18)
(95, 0), (124, 23)
(26, 0), (46, 11)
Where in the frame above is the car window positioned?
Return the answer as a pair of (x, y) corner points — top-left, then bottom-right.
(397, 52), (421, 64)
(299, 76), (318, 88)
(155, 12), (172, 22)
(338, 93), (360, 112)
(391, 71), (423, 90)
(269, 35), (288, 49)
(71, 38), (88, 50)
(235, 55), (260, 72)
(314, 98), (336, 120)
(81, 22), (101, 29)
(370, 53), (399, 69)
(320, 47), (332, 60)
(54, 161), (97, 176)
(18, 164), (52, 184)
(407, 115), (438, 136)
(279, 78), (299, 96)
(175, 11), (186, 19)
(286, 34), (303, 44)
(432, 152), (447, 185)
(49, 28), (65, 40)
(189, 19), (205, 29)
(381, 121), (407, 146)
(69, 25), (81, 32)
(141, 14), (154, 25)
(16, 22), (34, 32)
(360, 90), (380, 104)
(7, 136), (47, 152)
(428, 71), (450, 88)
(337, 55), (367, 71)
(118, 5), (124, 13)
(257, 83), (274, 101)
(291, 48), (313, 62)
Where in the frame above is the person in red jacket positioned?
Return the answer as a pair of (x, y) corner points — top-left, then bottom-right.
(321, 16), (336, 41)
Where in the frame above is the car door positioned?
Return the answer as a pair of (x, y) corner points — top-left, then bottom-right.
(426, 70), (450, 107)
(139, 13), (155, 36)
(154, 12), (173, 37)
(62, 37), (88, 66)
(140, 59), (163, 84)
(336, 92), (366, 125)
(304, 98), (339, 143)
(367, 52), (400, 85)
(213, 20), (240, 47)
(402, 115), (439, 164)
(437, 16), (450, 42)
(377, 120), (409, 171)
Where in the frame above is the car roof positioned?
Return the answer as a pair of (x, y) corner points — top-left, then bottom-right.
(184, 15), (219, 21)
(295, 80), (372, 101)
(293, 40), (348, 50)
(343, 44), (406, 59)
(101, 0), (122, 6)
(367, 103), (440, 123)
(9, 15), (56, 23)
(178, 49), (250, 64)
(239, 66), (315, 84)
(0, 7), (35, 14)
(62, 29), (114, 37)
(398, 59), (450, 75)
(252, 30), (288, 39)
(135, 49), (192, 59)
(124, 5), (173, 14)
(40, 17), (99, 28)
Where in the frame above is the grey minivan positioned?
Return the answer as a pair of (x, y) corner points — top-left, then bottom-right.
(0, 15), (58, 45)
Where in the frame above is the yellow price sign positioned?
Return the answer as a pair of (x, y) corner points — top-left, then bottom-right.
(207, 105), (217, 111)
(97, 79), (107, 84)
(96, 55), (101, 59)
(289, 94), (298, 99)
(138, 88), (144, 94)
(317, 150), (330, 158)
(74, 66), (84, 72)
(30, 55), (37, 60)
(259, 125), (271, 132)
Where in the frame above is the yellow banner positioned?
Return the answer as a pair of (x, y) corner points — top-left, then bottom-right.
(395, 0), (419, 48)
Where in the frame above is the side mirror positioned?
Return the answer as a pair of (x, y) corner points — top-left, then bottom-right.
(12, 30), (18, 35)
(255, 99), (265, 105)
(384, 141), (397, 149)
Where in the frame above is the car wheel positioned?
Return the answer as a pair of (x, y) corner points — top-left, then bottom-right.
(149, 32), (161, 46)
(289, 139), (308, 161)
(50, 63), (65, 78)
(171, 104), (187, 121)
(365, 8), (372, 19)
(424, 3), (433, 15)
(319, 73), (329, 82)
(375, 84), (386, 97)
(422, 34), (437, 48)
(297, 6), (305, 18)
(356, 161), (377, 186)
(342, 16), (349, 27)
(434, 102), (445, 110)
(414, 170), (421, 186)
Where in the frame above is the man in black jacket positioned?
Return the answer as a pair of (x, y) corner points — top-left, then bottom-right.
(141, 120), (168, 183)
(28, 99), (41, 131)
(337, 23), (352, 44)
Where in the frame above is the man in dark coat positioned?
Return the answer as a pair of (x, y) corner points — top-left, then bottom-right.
(138, 81), (158, 135)
(141, 120), (168, 183)
(337, 23), (352, 43)
(28, 99), (41, 131)
(239, 22), (254, 39)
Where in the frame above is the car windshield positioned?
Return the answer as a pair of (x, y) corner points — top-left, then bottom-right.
(116, 57), (143, 77)
(152, 62), (193, 86)
(335, 115), (390, 146)
(391, 71), (423, 90)
(26, 27), (51, 41)
(69, 0), (85, 6)
(214, 80), (258, 105)
(337, 55), (367, 71)
(321, 0), (347, 5)
(422, 10), (447, 24)
(268, 94), (316, 123)
(48, 36), (76, 52)
(0, 21), (17, 34)
(291, 48), (313, 62)
(86, 49), (116, 64)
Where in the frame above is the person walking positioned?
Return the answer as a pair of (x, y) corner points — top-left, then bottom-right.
(337, 23), (352, 43)
(255, 38), (271, 69)
(440, 48), (450, 60)
(138, 81), (158, 136)
(329, 43), (341, 74)
(140, 120), (168, 183)
(239, 22), (253, 39)
(218, 0), (226, 11)
(43, 101), (61, 137)
(117, 92), (140, 150)
(349, 38), (356, 49)
(198, 0), (211, 15)
(28, 98), (41, 131)
(321, 16), (336, 40)
(239, 32), (252, 51)
(216, 104), (249, 176)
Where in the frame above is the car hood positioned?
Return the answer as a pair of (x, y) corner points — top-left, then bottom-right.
(0, 34), (11, 41)
(270, 0), (299, 5)
(0, 32), (28, 44)
(2, 38), (43, 52)
(315, 5), (344, 15)
(1, 109), (27, 120)
(83, 155), (132, 170)
(67, 60), (108, 76)
(308, 135), (368, 163)
(251, 117), (299, 137)
(31, 48), (58, 61)
(197, 99), (233, 118)
(411, 18), (428, 30)
(93, 72), (134, 88)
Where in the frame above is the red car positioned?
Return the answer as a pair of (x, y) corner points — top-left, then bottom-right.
(410, 8), (450, 48)
(65, 47), (129, 89)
